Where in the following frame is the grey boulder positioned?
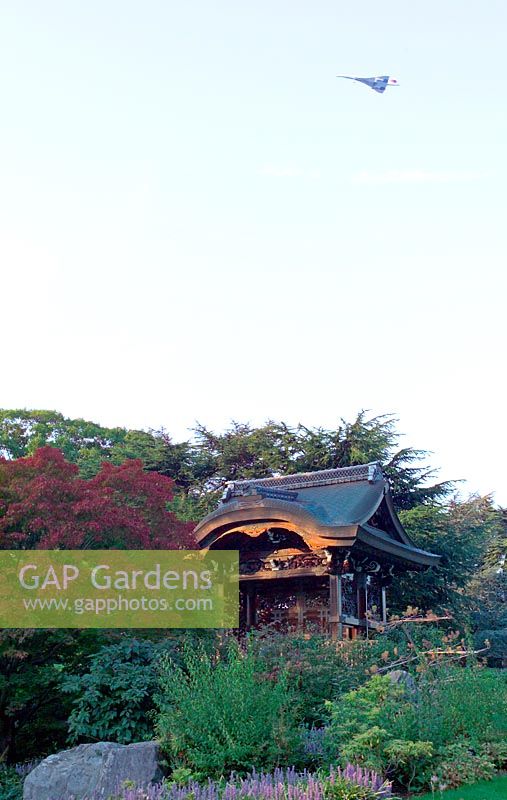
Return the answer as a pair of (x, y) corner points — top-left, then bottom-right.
(388, 668), (418, 698)
(23, 741), (163, 800)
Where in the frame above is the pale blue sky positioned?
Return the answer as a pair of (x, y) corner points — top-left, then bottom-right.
(1, 1), (506, 503)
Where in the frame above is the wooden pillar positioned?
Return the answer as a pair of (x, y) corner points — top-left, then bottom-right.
(357, 573), (367, 620)
(245, 587), (256, 629)
(329, 573), (343, 640)
(296, 593), (305, 631)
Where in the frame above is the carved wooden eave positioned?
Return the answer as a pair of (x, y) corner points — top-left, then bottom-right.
(194, 462), (440, 570)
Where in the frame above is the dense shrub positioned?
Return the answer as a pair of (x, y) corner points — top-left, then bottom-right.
(250, 632), (377, 724)
(323, 665), (507, 791)
(0, 628), (105, 762)
(155, 641), (304, 776)
(0, 766), (22, 800)
(0, 762), (41, 800)
(430, 740), (497, 789)
(63, 638), (180, 744)
(480, 740), (507, 770)
(324, 675), (432, 789)
(410, 666), (507, 748)
(249, 622), (464, 726)
(475, 628), (507, 666)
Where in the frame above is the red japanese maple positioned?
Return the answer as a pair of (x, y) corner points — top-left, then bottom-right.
(0, 447), (197, 550)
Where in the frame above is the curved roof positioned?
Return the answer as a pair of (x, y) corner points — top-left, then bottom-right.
(194, 463), (440, 568)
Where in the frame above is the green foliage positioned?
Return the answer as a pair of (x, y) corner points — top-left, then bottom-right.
(0, 410), (192, 485)
(0, 767), (22, 800)
(0, 410), (126, 467)
(340, 727), (391, 774)
(480, 740), (507, 770)
(383, 739), (434, 790)
(323, 664), (507, 791)
(249, 624), (469, 727)
(323, 675), (427, 781)
(0, 629), (103, 762)
(410, 667), (507, 749)
(250, 632), (379, 725)
(469, 511), (507, 664)
(323, 777), (388, 800)
(430, 740), (497, 789)
(167, 766), (196, 784)
(155, 640), (303, 777)
(63, 637), (180, 744)
(324, 674), (399, 746)
(192, 413), (452, 511)
(391, 497), (498, 615)
(479, 509), (507, 572)
(168, 492), (210, 523)
(471, 574), (507, 639)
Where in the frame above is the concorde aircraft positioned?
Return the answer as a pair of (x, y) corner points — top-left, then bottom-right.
(336, 75), (399, 94)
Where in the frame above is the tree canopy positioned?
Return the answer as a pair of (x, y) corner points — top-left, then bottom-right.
(0, 447), (196, 550)
(188, 414), (454, 513)
(0, 409), (181, 480)
(0, 410), (453, 511)
(0, 407), (504, 627)
(389, 494), (500, 615)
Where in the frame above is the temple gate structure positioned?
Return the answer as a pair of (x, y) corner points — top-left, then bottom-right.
(194, 463), (440, 638)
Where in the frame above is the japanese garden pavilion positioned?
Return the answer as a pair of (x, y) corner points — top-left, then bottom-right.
(194, 462), (440, 638)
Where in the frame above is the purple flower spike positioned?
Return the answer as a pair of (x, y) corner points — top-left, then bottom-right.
(95, 764), (392, 800)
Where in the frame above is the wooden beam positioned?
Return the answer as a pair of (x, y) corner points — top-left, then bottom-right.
(240, 566), (328, 581)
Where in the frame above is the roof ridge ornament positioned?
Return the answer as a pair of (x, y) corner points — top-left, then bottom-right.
(368, 463), (383, 483)
(220, 462), (383, 501)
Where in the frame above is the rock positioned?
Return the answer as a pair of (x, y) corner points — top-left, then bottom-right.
(387, 669), (418, 698)
(23, 741), (163, 800)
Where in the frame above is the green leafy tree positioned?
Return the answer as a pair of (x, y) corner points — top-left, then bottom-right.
(0, 409), (454, 514)
(469, 508), (507, 663)
(390, 495), (498, 615)
(0, 410), (191, 483)
(190, 412), (453, 513)
(478, 507), (507, 571)
(0, 410), (125, 466)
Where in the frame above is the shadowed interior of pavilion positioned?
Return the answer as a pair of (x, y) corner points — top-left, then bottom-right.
(194, 463), (440, 638)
